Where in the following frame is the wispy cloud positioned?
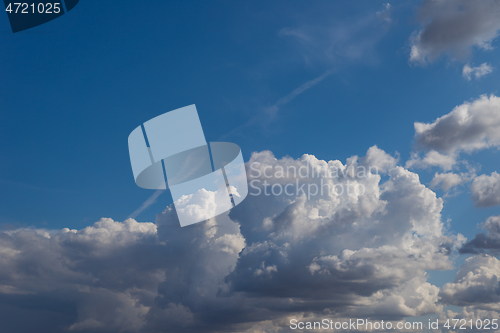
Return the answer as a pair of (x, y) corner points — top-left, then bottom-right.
(462, 63), (493, 80)
(265, 69), (335, 118)
(219, 69), (335, 141)
(278, 3), (392, 66)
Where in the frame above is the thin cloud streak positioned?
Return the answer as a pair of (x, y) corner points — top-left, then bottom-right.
(128, 189), (164, 219)
(266, 69), (335, 118)
(219, 69), (335, 141)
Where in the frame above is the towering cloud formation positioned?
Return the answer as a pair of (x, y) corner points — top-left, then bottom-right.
(0, 146), (469, 332)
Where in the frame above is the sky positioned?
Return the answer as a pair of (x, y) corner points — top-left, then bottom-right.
(2, 0), (500, 332)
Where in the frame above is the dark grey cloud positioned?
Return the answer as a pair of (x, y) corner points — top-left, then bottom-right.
(410, 0), (500, 63)
(460, 215), (500, 254)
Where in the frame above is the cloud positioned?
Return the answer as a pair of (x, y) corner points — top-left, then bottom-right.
(438, 306), (500, 333)
(430, 172), (464, 192)
(410, 0), (500, 64)
(278, 3), (391, 66)
(470, 172), (500, 207)
(225, 147), (459, 321)
(460, 215), (500, 254)
(0, 218), (161, 332)
(414, 95), (500, 154)
(463, 63), (493, 81)
(221, 4), (391, 142)
(376, 3), (391, 23)
(406, 151), (457, 171)
(429, 167), (476, 193)
(360, 145), (399, 173)
(0, 147), (467, 332)
(439, 255), (500, 310)
(406, 95), (500, 177)
(0, 214), (246, 332)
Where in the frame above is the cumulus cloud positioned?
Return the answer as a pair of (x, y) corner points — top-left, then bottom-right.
(429, 167), (476, 193)
(431, 172), (464, 192)
(0, 147), (468, 332)
(463, 63), (493, 81)
(470, 172), (500, 207)
(410, 0), (500, 64)
(460, 215), (500, 254)
(0, 213), (247, 333)
(414, 95), (500, 154)
(0, 218), (161, 332)
(360, 145), (399, 173)
(225, 147), (460, 321)
(407, 94), (500, 176)
(439, 255), (500, 310)
(406, 151), (457, 171)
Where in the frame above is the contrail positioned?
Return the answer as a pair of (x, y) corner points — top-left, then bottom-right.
(128, 190), (164, 219)
(219, 68), (335, 140)
(266, 68), (336, 118)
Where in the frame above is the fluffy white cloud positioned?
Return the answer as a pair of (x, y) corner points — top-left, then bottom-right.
(431, 172), (463, 192)
(440, 255), (500, 310)
(463, 63), (493, 81)
(414, 95), (500, 154)
(360, 145), (399, 173)
(226, 147), (460, 322)
(430, 169), (476, 193)
(407, 94), (500, 183)
(410, 0), (500, 64)
(406, 151), (457, 171)
(484, 215), (500, 235)
(470, 172), (500, 207)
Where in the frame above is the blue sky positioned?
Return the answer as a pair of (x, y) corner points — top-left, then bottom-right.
(2, 1), (500, 332)
(2, 0), (500, 233)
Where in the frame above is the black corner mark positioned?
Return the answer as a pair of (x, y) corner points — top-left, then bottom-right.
(64, 0), (77, 12)
(3, 0), (79, 33)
